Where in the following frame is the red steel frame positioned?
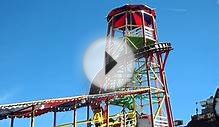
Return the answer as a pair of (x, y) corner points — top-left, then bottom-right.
(105, 4), (174, 127)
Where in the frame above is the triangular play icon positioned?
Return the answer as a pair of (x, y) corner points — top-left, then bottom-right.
(105, 52), (117, 75)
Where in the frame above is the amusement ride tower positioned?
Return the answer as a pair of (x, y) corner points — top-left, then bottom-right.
(0, 4), (174, 127)
(90, 4), (174, 127)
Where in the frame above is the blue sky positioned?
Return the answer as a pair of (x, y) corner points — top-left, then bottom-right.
(0, 0), (219, 126)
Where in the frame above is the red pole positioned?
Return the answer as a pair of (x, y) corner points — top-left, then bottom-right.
(157, 52), (174, 127)
(146, 55), (155, 127)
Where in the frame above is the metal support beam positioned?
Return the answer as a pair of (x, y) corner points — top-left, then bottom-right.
(157, 52), (174, 127)
(86, 105), (90, 127)
(10, 117), (14, 127)
(106, 101), (109, 127)
(141, 12), (147, 45)
(53, 111), (57, 127)
(146, 56), (155, 127)
(123, 106), (126, 127)
(30, 106), (35, 127)
(73, 106), (77, 127)
(154, 96), (166, 120)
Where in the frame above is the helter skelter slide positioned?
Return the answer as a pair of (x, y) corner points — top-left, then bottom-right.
(0, 4), (174, 127)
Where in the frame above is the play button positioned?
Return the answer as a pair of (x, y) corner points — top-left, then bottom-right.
(83, 38), (135, 90)
(105, 52), (117, 75)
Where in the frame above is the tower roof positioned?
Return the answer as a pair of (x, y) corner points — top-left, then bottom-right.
(107, 4), (156, 21)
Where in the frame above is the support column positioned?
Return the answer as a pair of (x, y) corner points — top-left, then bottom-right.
(146, 57), (155, 127)
(73, 106), (77, 127)
(106, 101), (109, 127)
(30, 106), (35, 127)
(157, 53), (174, 127)
(10, 117), (14, 127)
(123, 106), (126, 127)
(141, 12), (147, 45)
(86, 105), (90, 126)
(53, 111), (57, 127)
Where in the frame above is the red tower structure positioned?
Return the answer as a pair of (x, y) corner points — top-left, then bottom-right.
(102, 4), (174, 127)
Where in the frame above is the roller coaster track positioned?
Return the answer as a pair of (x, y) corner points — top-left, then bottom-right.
(0, 43), (172, 127)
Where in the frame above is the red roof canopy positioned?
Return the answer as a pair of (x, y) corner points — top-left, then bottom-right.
(107, 4), (156, 21)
